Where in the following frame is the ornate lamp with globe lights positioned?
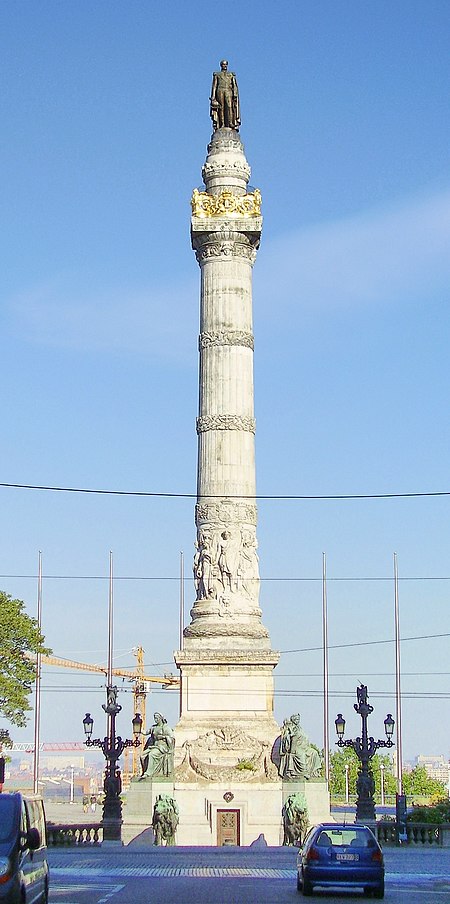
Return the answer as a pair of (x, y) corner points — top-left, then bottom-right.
(83, 691), (142, 842)
(335, 684), (394, 823)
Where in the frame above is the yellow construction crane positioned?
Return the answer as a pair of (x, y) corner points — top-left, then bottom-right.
(35, 652), (178, 688)
(27, 649), (179, 781)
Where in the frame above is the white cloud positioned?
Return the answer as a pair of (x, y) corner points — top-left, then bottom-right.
(255, 188), (450, 316)
(7, 276), (198, 361)
(6, 188), (450, 355)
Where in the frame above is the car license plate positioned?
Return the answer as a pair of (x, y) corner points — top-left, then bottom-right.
(336, 853), (359, 861)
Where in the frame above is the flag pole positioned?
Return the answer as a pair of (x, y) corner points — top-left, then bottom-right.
(108, 551), (114, 688)
(394, 552), (403, 794)
(179, 551), (184, 650)
(179, 551), (184, 718)
(107, 551), (114, 744)
(322, 552), (330, 782)
(33, 551), (43, 795)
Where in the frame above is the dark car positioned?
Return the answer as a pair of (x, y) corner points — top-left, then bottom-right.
(0, 792), (49, 903)
(296, 822), (384, 898)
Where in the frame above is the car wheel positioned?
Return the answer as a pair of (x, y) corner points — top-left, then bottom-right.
(302, 875), (313, 896)
(373, 881), (385, 899)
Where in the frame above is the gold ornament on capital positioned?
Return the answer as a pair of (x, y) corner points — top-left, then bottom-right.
(191, 188), (262, 218)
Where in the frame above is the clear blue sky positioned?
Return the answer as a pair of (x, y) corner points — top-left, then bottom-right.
(1, 0), (449, 764)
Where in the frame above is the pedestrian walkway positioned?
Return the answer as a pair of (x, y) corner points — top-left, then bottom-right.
(52, 865), (293, 879)
(48, 843), (450, 890)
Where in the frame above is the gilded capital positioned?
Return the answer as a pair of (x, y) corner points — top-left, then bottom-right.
(191, 188), (262, 219)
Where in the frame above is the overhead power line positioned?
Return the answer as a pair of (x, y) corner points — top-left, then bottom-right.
(1, 481), (450, 500)
(1, 573), (450, 582)
(281, 632), (450, 654)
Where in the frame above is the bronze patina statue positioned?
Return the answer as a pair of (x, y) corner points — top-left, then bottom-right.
(282, 792), (308, 846)
(210, 60), (240, 131)
(140, 712), (175, 780)
(152, 794), (179, 846)
(278, 714), (322, 781)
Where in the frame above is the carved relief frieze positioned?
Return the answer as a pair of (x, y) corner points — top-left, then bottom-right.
(192, 519), (260, 607)
(196, 414), (256, 433)
(175, 729), (279, 783)
(199, 330), (254, 350)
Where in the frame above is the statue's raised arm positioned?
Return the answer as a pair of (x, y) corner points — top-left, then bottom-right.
(210, 60), (240, 131)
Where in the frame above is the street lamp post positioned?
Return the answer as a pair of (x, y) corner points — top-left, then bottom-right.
(380, 763), (385, 807)
(70, 764), (74, 805)
(345, 763), (350, 805)
(83, 688), (142, 842)
(335, 684), (394, 823)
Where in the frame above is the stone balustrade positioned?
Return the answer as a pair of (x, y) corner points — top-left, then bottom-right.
(46, 822), (102, 846)
(377, 821), (450, 847)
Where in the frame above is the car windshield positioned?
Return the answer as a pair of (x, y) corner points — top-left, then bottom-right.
(0, 797), (17, 841)
(317, 828), (375, 847)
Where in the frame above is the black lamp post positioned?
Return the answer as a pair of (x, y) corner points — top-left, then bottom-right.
(335, 684), (394, 823)
(83, 687), (142, 842)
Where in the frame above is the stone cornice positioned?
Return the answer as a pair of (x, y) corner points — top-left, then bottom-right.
(174, 649), (280, 666)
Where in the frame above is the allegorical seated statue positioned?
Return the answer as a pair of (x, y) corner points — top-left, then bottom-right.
(152, 794), (179, 846)
(140, 712), (175, 780)
(282, 792), (308, 846)
(210, 60), (240, 131)
(278, 714), (322, 781)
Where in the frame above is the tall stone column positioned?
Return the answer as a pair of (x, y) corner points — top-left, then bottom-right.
(186, 128), (269, 650)
(174, 126), (279, 743)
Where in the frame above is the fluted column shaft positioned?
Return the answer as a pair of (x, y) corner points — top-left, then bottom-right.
(184, 128), (269, 650)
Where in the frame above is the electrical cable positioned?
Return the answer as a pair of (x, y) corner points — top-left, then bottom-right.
(1, 481), (450, 500)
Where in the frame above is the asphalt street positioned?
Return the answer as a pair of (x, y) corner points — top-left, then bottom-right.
(47, 845), (450, 904)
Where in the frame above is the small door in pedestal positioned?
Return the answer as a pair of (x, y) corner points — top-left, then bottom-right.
(217, 809), (240, 846)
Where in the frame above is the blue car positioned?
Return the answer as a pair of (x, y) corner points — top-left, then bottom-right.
(296, 822), (384, 898)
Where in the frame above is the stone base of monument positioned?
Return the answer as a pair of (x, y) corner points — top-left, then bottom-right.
(173, 781), (283, 846)
(282, 780), (332, 829)
(122, 778), (174, 846)
(171, 707), (284, 845)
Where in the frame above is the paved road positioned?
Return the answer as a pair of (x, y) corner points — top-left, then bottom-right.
(48, 845), (450, 903)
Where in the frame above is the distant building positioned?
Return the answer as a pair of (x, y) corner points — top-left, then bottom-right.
(42, 755), (85, 771)
(416, 754), (450, 784)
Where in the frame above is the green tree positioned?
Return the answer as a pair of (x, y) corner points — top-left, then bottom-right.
(329, 747), (359, 798)
(329, 748), (396, 802)
(402, 765), (447, 800)
(0, 592), (50, 742)
(372, 753), (397, 799)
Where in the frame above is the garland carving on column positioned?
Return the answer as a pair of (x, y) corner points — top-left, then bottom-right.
(197, 414), (256, 433)
(199, 330), (254, 350)
(193, 241), (258, 264)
